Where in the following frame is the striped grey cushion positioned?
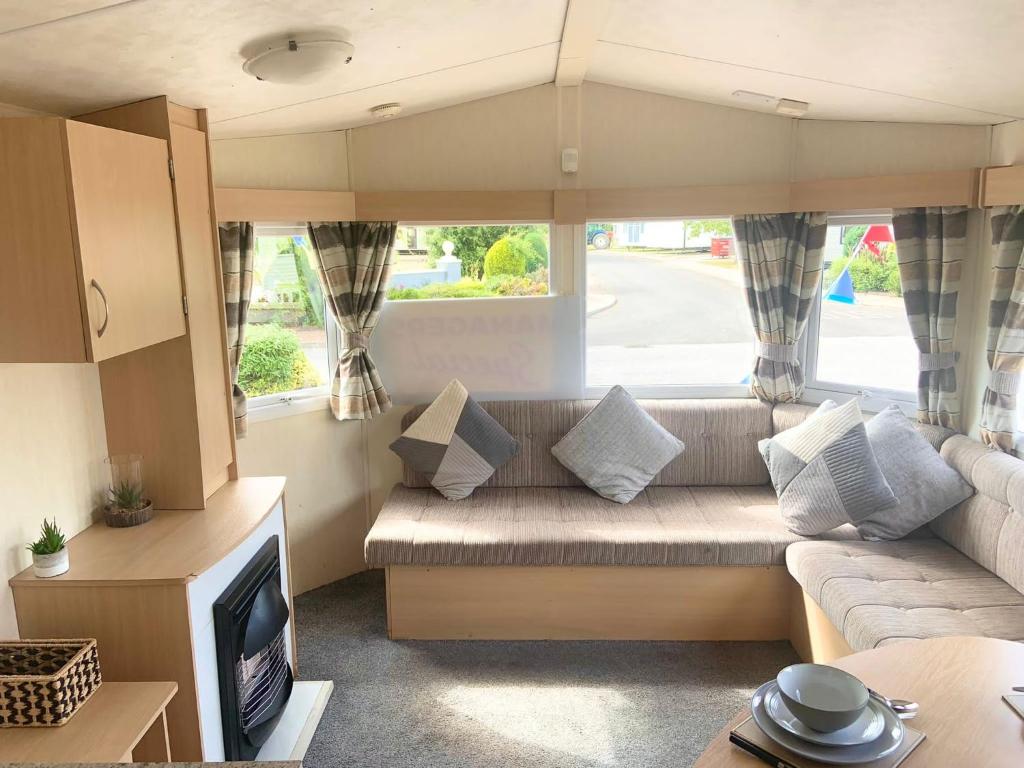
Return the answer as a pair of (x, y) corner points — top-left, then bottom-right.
(759, 399), (897, 535)
(366, 484), (860, 567)
(390, 380), (519, 500)
(857, 405), (973, 540)
(551, 386), (685, 504)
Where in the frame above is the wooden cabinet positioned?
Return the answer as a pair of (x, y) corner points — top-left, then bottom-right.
(0, 117), (185, 362)
(10, 478), (292, 762)
(75, 97), (237, 508)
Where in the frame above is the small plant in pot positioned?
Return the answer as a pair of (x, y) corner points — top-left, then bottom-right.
(28, 518), (69, 578)
(104, 453), (154, 528)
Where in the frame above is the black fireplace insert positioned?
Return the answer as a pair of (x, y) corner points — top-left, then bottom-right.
(213, 535), (294, 761)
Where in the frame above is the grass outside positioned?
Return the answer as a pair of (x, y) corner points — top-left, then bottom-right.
(387, 269), (550, 301)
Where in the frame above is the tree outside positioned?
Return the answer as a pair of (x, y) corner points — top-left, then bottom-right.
(389, 225), (550, 300)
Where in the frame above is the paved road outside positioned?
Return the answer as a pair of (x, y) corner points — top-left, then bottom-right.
(587, 249), (917, 391)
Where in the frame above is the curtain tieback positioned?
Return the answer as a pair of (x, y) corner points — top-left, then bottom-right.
(919, 351), (959, 371)
(989, 369), (1020, 395)
(756, 341), (798, 364)
(343, 331), (369, 350)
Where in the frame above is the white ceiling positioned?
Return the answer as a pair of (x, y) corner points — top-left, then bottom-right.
(0, 0), (1020, 137)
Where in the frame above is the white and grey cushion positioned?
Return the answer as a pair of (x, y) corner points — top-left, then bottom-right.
(759, 399), (897, 535)
(389, 379), (519, 500)
(551, 385), (685, 503)
(856, 405), (973, 540)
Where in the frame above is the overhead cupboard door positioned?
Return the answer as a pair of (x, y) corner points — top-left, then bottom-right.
(64, 119), (185, 361)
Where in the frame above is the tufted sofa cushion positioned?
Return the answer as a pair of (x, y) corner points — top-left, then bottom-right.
(367, 484), (859, 568)
(786, 539), (1024, 651)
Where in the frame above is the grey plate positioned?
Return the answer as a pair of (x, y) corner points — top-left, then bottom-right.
(751, 681), (905, 765)
(765, 683), (885, 747)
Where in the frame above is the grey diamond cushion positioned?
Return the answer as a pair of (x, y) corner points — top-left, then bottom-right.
(390, 379), (519, 500)
(551, 385), (685, 504)
(758, 398), (897, 535)
(856, 405), (973, 540)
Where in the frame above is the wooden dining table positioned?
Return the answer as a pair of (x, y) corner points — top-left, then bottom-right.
(695, 636), (1024, 767)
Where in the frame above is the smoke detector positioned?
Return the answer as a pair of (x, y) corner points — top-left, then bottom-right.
(243, 37), (354, 83)
(370, 102), (402, 120)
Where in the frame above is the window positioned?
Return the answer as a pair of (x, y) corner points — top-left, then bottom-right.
(585, 218), (751, 391)
(387, 224), (550, 300)
(241, 227), (336, 409)
(805, 218), (917, 401)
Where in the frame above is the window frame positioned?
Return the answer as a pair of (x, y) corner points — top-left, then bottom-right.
(800, 213), (917, 415)
(386, 220), (558, 303)
(581, 216), (752, 400)
(246, 223), (338, 423)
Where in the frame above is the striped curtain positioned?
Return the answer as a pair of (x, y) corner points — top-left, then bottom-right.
(218, 222), (255, 439)
(733, 212), (828, 402)
(307, 221), (397, 421)
(980, 206), (1024, 453)
(893, 207), (968, 430)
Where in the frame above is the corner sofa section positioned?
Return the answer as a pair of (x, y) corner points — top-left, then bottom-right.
(365, 398), (1024, 655)
(786, 433), (1024, 660)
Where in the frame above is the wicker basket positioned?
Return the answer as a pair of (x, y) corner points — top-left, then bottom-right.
(0, 639), (102, 727)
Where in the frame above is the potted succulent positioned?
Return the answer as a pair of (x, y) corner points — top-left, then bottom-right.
(104, 454), (154, 528)
(28, 518), (69, 578)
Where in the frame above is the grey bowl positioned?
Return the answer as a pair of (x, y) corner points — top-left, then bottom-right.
(776, 663), (869, 733)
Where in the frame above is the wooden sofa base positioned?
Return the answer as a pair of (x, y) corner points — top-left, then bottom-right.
(386, 566), (852, 658)
(386, 565), (795, 641)
(788, 581), (855, 663)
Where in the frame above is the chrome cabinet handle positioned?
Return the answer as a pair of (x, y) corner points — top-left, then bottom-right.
(91, 279), (109, 338)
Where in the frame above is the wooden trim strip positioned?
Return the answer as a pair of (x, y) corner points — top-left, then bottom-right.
(215, 187), (355, 222)
(215, 168), (985, 224)
(790, 169), (980, 212)
(354, 190), (554, 222)
(553, 189), (587, 224)
(980, 165), (1024, 207)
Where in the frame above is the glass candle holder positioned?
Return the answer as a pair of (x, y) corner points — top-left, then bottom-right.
(106, 454), (144, 492)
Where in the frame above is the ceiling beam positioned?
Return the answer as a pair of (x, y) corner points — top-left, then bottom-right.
(554, 0), (612, 87)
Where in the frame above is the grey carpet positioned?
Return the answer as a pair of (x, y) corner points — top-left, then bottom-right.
(295, 570), (798, 768)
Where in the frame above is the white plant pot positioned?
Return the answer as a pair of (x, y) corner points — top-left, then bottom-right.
(32, 547), (69, 578)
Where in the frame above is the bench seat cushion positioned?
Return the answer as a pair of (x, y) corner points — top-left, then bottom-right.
(366, 484), (859, 568)
(787, 540), (1024, 652)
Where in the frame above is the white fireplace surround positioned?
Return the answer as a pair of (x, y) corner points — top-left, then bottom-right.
(190, 499), (331, 761)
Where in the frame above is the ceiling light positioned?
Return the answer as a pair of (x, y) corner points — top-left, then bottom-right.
(776, 98), (810, 117)
(243, 37), (354, 84)
(370, 103), (402, 120)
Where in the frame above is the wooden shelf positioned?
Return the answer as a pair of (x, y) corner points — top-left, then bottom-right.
(9, 476), (285, 587)
(0, 681), (177, 763)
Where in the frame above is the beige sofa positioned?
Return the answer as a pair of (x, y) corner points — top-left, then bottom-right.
(365, 398), (1024, 656)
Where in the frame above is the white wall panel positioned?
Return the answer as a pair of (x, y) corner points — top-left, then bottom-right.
(793, 121), (989, 181)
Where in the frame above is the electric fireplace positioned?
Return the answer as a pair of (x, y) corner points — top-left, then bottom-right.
(213, 535), (294, 761)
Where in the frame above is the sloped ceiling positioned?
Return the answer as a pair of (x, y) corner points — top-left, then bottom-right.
(0, 0), (1019, 137)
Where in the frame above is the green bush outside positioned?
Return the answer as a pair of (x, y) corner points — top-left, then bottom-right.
(826, 247), (902, 296)
(521, 231), (549, 273)
(425, 224), (548, 278)
(483, 236), (529, 278)
(239, 324), (321, 397)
